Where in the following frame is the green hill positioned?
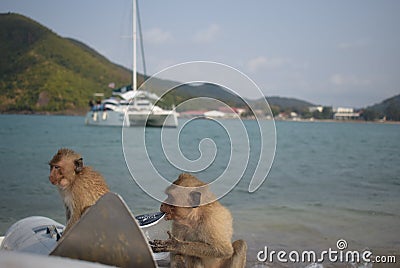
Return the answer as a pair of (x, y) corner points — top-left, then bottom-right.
(3, 13), (360, 117)
(0, 13), (133, 113)
(154, 82), (250, 111)
(363, 94), (400, 121)
(248, 96), (315, 116)
(0, 13), (245, 114)
(266, 96), (315, 111)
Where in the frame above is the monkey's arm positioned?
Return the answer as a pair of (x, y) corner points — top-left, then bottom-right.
(63, 212), (79, 234)
(63, 205), (87, 235)
(150, 231), (233, 259)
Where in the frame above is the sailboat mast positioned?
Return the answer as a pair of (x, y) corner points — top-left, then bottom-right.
(133, 0), (137, 91)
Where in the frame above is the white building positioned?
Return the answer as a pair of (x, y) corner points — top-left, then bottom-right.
(333, 107), (360, 120)
(335, 107), (354, 113)
(204, 110), (226, 118)
(309, 106), (323, 113)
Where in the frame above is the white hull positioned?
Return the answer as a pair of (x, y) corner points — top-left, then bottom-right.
(85, 110), (178, 128)
(129, 111), (178, 127)
(85, 110), (129, 127)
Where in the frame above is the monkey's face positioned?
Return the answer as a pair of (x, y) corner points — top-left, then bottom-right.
(160, 187), (201, 225)
(49, 150), (83, 190)
(160, 191), (177, 221)
(49, 160), (75, 189)
(160, 202), (194, 225)
(160, 202), (174, 220)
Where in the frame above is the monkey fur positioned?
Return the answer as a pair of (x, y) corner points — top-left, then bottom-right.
(151, 173), (247, 268)
(49, 148), (109, 235)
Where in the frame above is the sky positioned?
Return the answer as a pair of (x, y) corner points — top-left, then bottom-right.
(1, 0), (400, 108)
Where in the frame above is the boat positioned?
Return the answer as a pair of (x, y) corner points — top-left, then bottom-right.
(0, 192), (170, 267)
(84, 92), (130, 127)
(84, 0), (178, 128)
(85, 86), (178, 127)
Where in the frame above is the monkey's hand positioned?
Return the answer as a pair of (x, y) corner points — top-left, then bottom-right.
(150, 231), (182, 253)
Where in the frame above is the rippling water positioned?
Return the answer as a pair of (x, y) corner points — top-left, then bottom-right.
(0, 114), (399, 266)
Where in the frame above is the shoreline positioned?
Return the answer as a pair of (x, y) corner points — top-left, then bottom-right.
(1, 112), (399, 125)
(273, 118), (400, 125)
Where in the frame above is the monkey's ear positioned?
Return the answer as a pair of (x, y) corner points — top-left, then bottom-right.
(74, 158), (83, 173)
(189, 191), (201, 208)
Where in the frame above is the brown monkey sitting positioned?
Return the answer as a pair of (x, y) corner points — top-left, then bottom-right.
(49, 148), (109, 235)
(150, 173), (247, 268)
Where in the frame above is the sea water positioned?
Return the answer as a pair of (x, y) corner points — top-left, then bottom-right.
(0, 114), (399, 266)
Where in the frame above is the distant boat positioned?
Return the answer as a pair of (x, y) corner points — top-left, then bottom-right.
(85, 86), (178, 127)
(84, 0), (178, 128)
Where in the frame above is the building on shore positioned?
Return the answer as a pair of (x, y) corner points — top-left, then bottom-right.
(178, 110), (208, 118)
(308, 106), (324, 113)
(333, 107), (360, 120)
(179, 107), (243, 119)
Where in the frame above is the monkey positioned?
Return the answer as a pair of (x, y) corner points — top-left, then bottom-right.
(49, 148), (109, 235)
(150, 173), (247, 268)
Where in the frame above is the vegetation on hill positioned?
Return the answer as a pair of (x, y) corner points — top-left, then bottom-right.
(362, 94), (400, 121)
(0, 13), (247, 114)
(0, 13), (132, 113)
(158, 83), (249, 111)
(265, 96), (315, 116)
(0, 13), (398, 121)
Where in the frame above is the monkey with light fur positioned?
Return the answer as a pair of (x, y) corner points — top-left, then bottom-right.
(151, 173), (247, 268)
(49, 148), (109, 235)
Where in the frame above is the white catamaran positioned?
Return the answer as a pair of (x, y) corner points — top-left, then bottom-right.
(84, 0), (178, 128)
(85, 86), (178, 127)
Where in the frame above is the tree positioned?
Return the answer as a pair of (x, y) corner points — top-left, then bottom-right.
(362, 109), (378, 121)
(385, 101), (400, 121)
(321, 106), (333, 119)
(312, 106), (333, 119)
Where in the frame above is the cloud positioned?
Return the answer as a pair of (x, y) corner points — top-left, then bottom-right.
(144, 28), (173, 45)
(330, 74), (371, 86)
(193, 24), (221, 44)
(246, 56), (289, 73)
(246, 57), (267, 73)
